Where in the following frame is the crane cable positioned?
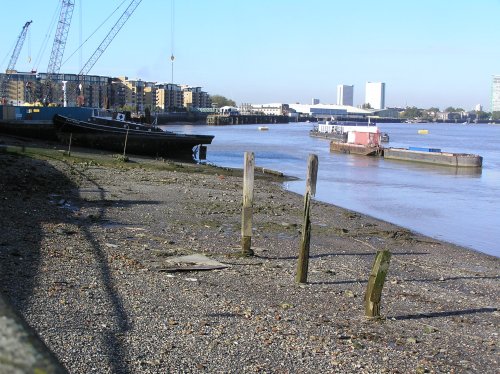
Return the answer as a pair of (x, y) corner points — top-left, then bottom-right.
(27, 26), (31, 64)
(170, 0), (175, 83)
(0, 39), (17, 72)
(32, 1), (61, 72)
(61, 0), (128, 69)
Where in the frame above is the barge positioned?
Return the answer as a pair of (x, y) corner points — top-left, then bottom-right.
(326, 122), (383, 156)
(383, 147), (482, 168)
(53, 114), (214, 161)
(330, 141), (381, 156)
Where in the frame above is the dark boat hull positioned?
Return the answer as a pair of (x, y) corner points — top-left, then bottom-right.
(53, 114), (214, 160)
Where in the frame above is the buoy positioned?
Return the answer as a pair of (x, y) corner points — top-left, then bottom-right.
(418, 129), (429, 134)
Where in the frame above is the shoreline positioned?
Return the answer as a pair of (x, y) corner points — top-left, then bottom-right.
(1, 136), (499, 373)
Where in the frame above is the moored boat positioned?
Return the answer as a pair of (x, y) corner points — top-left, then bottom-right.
(52, 114), (214, 161)
(330, 141), (381, 156)
(383, 147), (482, 168)
(326, 122), (383, 156)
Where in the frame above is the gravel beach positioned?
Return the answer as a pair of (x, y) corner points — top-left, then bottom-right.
(1, 137), (499, 373)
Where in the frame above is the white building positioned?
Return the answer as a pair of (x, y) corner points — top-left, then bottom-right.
(288, 103), (369, 120)
(491, 75), (500, 112)
(365, 82), (385, 109)
(246, 103), (289, 115)
(337, 84), (354, 106)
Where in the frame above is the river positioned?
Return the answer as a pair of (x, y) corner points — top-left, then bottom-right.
(161, 121), (500, 258)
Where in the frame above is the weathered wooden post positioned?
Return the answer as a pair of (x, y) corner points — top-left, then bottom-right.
(67, 133), (72, 157)
(295, 154), (319, 283)
(123, 126), (129, 157)
(364, 250), (392, 318)
(241, 152), (255, 256)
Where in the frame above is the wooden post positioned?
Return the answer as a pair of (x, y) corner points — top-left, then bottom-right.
(295, 154), (319, 283)
(241, 152), (255, 256)
(364, 250), (392, 318)
(67, 133), (72, 157)
(123, 126), (129, 157)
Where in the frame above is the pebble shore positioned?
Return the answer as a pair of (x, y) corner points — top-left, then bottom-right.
(1, 138), (499, 373)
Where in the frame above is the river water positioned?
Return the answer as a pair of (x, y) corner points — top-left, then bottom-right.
(162, 122), (500, 258)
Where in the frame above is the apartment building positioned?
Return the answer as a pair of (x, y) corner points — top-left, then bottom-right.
(155, 83), (183, 111)
(0, 71), (212, 112)
(181, 86), (211, 109)
(365, 82), (386, 110)
(337, 84), (354, 106)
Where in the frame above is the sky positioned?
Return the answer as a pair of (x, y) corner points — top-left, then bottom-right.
(1, 0), (500, 111)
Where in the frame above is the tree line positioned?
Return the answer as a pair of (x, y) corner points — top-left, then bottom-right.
(400, 106), (498, 120)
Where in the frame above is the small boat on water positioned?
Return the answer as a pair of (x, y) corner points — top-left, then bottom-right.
(258, 126), (269, 131)
(52, 113), (214, 161)
(314, 120), (383, 156)
(383, 147), (482, 168)
(310, 119), (389, 143)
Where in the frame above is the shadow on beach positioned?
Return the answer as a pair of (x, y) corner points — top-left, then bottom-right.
(0, 151), (135, 373)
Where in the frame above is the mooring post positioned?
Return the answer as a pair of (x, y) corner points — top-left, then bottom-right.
(123, 126), (129, 157)
(364, 250), (392, 318)
(241, 152), (255, 256)
(67, 133), (72, 157)
(295, 154), (319, 283)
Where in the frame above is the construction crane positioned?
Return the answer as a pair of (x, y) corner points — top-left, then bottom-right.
(43, 0), (75, 105)
(76, 0), (142, 106)
(0, 20), (32, 104)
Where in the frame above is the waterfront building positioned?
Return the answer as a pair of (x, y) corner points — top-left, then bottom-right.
(246, 103), (290, 116)
(0, 71), (110, 108)
(181, 86), (211, 110)
(143, 83), (156, 111)
(491, 75), (500, 112)
(0, 70), (37, 105)
(436, 111), (465, 121)
(155, 83), (183, 111)
(289, 103), (363, 121)
(115, 77), (145, 112)
(287, 103), (399, 122)
(365, 82), (385, 109)
(74, 74), (110, 108)
(1, 71), (213, 113)
(337, 84), (354, 106)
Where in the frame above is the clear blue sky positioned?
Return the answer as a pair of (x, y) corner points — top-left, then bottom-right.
(1, 0), (499, 110)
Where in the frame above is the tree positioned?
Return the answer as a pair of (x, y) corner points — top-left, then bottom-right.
(210, 95), (236, 108)
(400, 106), (423, 119)
(445, 106), (464, 113)
(428, 107), (440, 113)
(476, 110), (490, 120)
(361, 103), (372, 109)
(491, 111), (500, 120)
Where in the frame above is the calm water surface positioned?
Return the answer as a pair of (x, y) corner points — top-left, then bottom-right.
(162, 122), (500, 258)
